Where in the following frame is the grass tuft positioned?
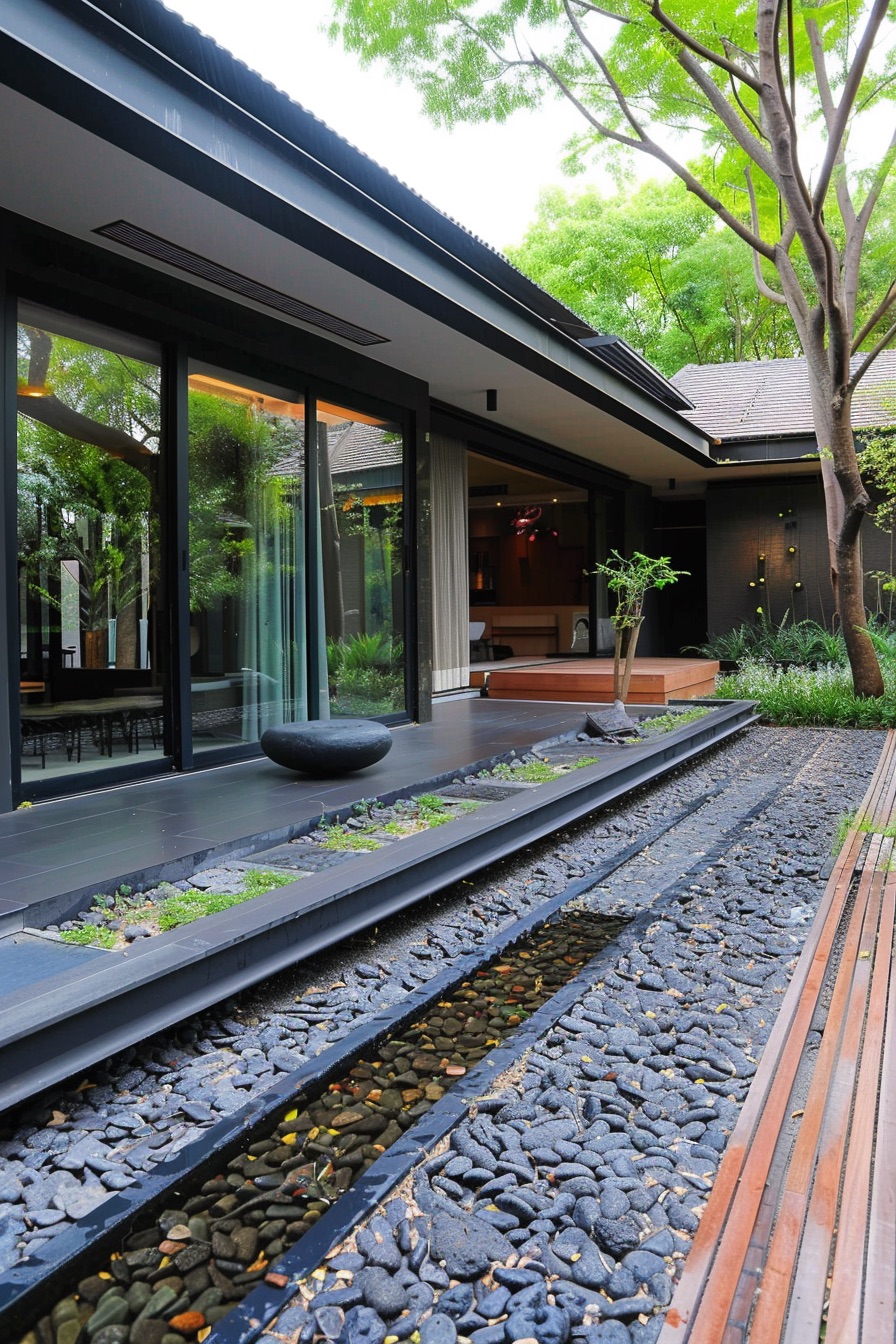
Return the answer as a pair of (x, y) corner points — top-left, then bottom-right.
(157, 869), (294, 930)
(60, 926), (116, 949)
(639, 706), (711, 735)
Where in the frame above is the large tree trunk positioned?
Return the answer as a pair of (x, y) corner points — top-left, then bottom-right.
(809, 374), (885, 698)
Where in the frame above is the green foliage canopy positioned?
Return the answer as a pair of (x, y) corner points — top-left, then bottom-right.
(508, 178), (802, 374)
(328, 0), (896, 698)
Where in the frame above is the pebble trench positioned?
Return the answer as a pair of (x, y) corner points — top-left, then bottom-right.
(0, 725), (880, 1344)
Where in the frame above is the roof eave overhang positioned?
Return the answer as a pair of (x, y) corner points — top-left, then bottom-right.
(0, 0), (712, 470)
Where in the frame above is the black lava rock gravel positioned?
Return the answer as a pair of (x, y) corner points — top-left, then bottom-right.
(0, 725), (879, 1344)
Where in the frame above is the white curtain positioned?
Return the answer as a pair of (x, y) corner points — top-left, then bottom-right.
(241, 477), (307, 738)
(431, 434), (469, 692)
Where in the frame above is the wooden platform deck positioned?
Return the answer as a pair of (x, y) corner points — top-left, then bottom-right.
(485, 656), (720, 704)
(659, 729), (896, 1344)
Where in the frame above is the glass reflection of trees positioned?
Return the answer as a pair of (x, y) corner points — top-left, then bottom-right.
(322, 415), (405, 717)
(187, 377), (306, 746)
(17, 322), (160, 680)
(16, 321), (407, 755)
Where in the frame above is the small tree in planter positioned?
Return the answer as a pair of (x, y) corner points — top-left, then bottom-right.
(594, 551), (687, 708)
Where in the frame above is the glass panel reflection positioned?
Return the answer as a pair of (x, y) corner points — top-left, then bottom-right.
(316, 401), (405, 716)
(17, 308), (165, 785)
(187, 372), (306, 749)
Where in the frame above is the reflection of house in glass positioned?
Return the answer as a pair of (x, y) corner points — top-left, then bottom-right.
(5, 1), (886, 810)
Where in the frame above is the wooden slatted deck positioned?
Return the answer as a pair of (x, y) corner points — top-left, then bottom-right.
(659, 730), (896, 1344)
(485, 656), (720, 704)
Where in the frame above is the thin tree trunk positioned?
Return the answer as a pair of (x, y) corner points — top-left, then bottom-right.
(116, 595), (138, 668)
(612, 626), (624, 703)
(620, 620), (643, 702)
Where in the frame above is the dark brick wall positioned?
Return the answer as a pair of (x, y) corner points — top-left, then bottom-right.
(705, 477), (895, 635)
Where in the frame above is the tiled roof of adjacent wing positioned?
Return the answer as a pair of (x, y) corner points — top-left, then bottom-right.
(672, 352), (896, 441)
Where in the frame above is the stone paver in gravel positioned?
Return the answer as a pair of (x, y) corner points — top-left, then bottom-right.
(0, 727), (879, 1344)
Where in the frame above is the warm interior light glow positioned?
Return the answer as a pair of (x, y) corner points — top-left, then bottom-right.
(346, 490), (402, 508)
(17, 382), (52, 397)
(316, 400), (392, 428)
(188, 373), (304, 419)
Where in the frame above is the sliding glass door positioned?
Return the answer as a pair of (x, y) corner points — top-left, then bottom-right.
(12, 314), (410, 800)
(315, 399), (405, 717)
(17, 304), (166, 788)
(187, 368), (307, 751)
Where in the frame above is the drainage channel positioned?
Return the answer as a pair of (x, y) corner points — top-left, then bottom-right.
(11, 909), (626, 1344)
(2, 771), (754, 1344)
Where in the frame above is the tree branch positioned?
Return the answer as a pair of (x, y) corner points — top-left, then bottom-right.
(848, 316), (896, 395)
(745, 166), (787, 303)
(673, 43), (778, 182)
(450, 9), (530, 75)
(648, 0), (762, 91)
(528, 51), (644, 150)
(569, 0), (631, 23)
(562, 0), (646, 139)
(773, 247), (812, 345)
(728, 69), (765, 140)
(765, 0), (814, 213)
(812, 0), (892, 217)
(805, 17), (856, 234)
(756, 0), (837, 317)
(843, 126), (896, 314)
(531, 50), (776, 258)
(852, 280), (896, 354)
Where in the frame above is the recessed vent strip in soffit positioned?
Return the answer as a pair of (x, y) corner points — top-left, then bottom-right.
(94, 220), (389, 347)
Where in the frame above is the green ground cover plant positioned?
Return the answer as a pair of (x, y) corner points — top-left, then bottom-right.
(60, 925), (117, 949)
(55, 709), (706, 949)
(639, 706), (711, 735)
(490, 760), (559, 783)
(832, 810), (896, 859)
(60, 869), (295, 948)
(321, 825), (383, 851)
(157, 870), (294, 929)
(716, 659), (896, 728)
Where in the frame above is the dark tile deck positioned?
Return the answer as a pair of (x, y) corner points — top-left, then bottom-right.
(1, 699), (591, 913)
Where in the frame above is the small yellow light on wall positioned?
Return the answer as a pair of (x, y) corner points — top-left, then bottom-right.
(749, 580), (757, 588)
(794, 581), (803, 591)
(788, 545), (797, 555)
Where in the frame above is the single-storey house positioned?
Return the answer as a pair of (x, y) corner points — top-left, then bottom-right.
(0, 0), (889, 811)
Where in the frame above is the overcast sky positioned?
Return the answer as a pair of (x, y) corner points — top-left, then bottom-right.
(163, 0), (601, 252)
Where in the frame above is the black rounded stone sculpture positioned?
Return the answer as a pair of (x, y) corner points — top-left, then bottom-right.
(260, 718), (392, 776)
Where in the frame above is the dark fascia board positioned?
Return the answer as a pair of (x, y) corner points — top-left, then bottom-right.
(706, 471), (822, 493)
(579, 335), (694, 412)
(79, 0), (606, 343)
(5, 0), (707, 445)
(431, 400), (629, 493)
(710, 435), (819, 464)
